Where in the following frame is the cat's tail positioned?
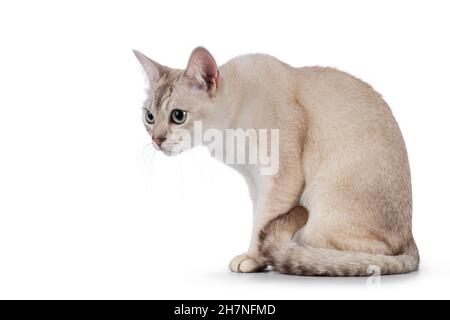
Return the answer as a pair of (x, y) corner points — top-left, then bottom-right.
(258, 206), (420, 276)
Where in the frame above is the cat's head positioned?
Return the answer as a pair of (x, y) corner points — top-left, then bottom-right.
(134, 47), (220, 156)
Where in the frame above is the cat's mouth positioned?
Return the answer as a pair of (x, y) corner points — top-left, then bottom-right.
(157, 136), (187, 156)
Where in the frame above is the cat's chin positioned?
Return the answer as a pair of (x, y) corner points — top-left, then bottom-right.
(160, 147), (184, 157)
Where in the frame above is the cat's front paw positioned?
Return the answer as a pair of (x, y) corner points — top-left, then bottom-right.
(229, 254), (266, 273)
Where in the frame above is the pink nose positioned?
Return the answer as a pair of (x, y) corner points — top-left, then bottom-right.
(153, 136), (166, 146)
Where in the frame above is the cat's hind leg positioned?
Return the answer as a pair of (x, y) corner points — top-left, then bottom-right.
(229, 206), (308, 273)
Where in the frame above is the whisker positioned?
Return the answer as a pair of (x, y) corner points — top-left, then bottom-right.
(141, 144), (154, 167)
(141, 144), (157, 193)
(178, 160), (184, 199)
(147, 149), (157, 194)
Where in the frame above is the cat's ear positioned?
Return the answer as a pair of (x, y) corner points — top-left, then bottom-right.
(184, 47), (220, 95)
(133, 49), (168, 86)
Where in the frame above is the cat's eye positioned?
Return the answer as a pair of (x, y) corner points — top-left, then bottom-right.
(171, 109), (187, 124)
(145, 110), (155, 124)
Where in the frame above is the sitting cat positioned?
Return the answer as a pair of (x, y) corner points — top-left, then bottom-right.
(134, 47), (419, 276)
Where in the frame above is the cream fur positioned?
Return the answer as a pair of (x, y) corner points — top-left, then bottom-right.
(135, 47), (419, 276)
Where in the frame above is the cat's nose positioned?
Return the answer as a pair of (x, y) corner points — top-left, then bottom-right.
(152, 136), (166, 147)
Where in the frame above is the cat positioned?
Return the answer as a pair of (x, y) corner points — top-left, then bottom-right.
(134, 47), (419, 276)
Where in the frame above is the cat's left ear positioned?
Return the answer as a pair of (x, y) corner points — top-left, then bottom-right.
(184, 47), (220, 96)
(133, 49), (168, 88)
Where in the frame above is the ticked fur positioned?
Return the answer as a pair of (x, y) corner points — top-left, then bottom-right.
(135, 47), (419, 276)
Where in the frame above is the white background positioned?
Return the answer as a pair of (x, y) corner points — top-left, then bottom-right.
(0, 0), (449, 299)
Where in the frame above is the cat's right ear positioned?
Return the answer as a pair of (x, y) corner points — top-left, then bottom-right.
(184, 47), (220, 96)
(133, 49), (167, 86)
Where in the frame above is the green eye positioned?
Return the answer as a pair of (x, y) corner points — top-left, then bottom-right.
(171, 109), (187, 124)
(145, 110), (155, 124)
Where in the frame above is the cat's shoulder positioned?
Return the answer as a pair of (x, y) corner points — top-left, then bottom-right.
(226, 53), (287, 68)
(223, 54), (291, 79)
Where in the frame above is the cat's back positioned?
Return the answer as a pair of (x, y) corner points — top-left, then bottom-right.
(294, 65), (410, 191)
(227, 55), (388, 115)
(294, 66), (401, 143)
(226, 55), (403, 148)
(295, 66), (387, 113)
